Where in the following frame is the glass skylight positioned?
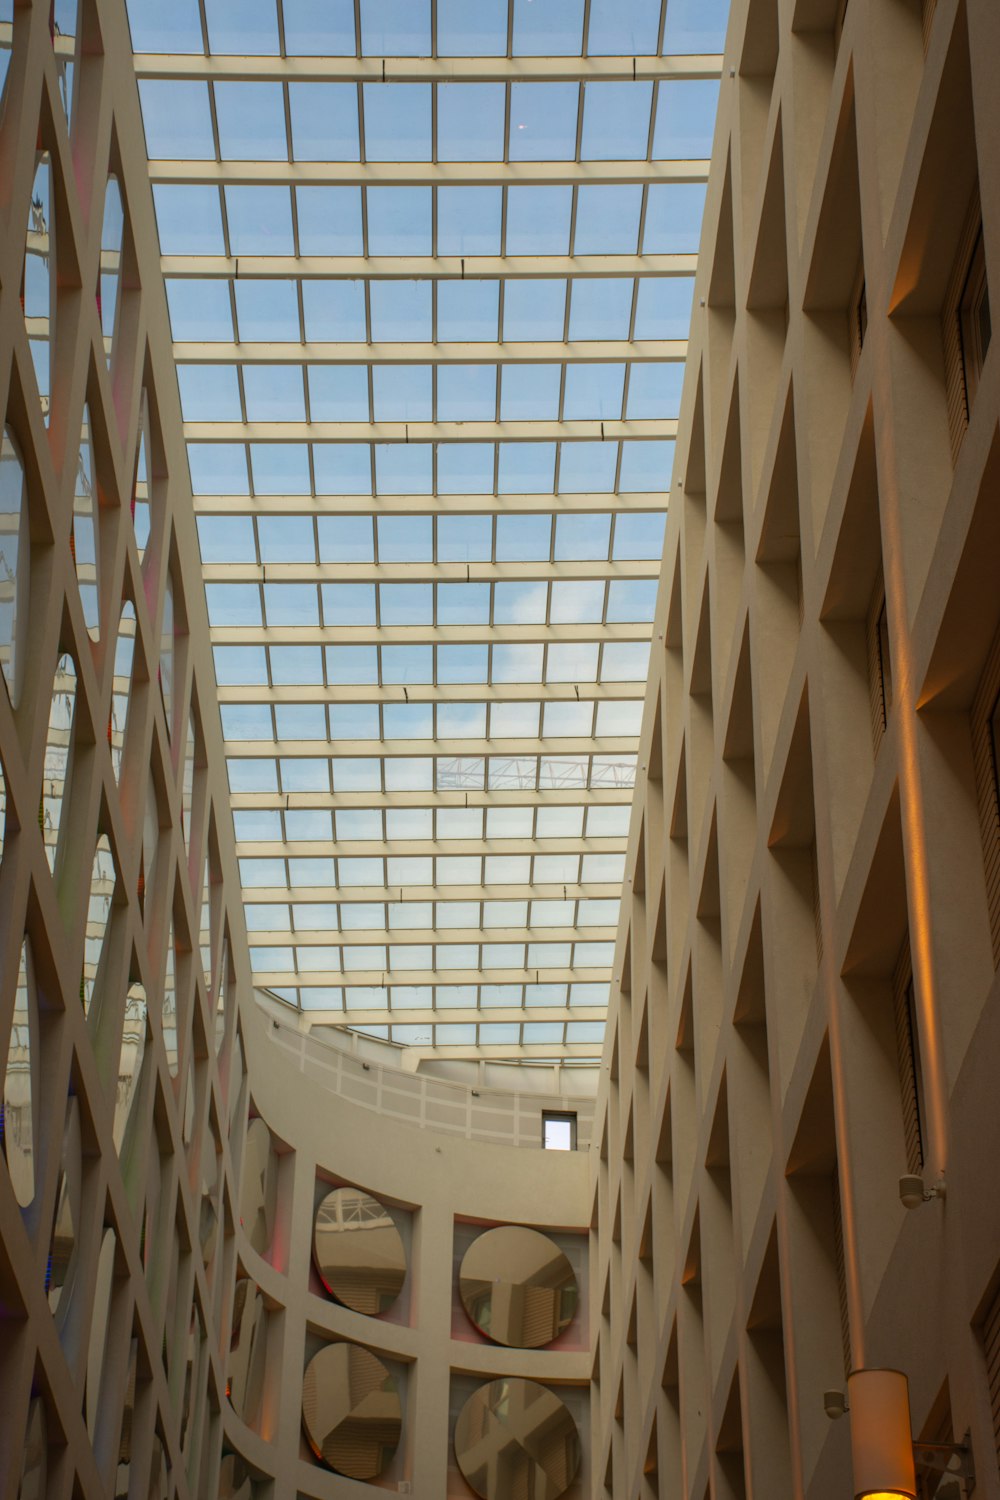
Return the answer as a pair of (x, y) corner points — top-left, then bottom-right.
(129, 0), (726, 1066)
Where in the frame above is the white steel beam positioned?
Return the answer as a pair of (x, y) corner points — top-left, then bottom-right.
(184, 419), (677, 443)
(147, 159), (706, 188)
(133, 53), (721, 83)
(174, 339), (685, 365)
(162, 253), (698, 281)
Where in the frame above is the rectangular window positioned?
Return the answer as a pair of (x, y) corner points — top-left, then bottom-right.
(543, 1110), (577, 1151)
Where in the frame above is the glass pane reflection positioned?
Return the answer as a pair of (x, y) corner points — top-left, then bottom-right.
(313, 1186), (406, 1315)
(454, 1378), (580, 1500)
(459, 1226), (577, 1348)
(301, 1342), (401, 1480)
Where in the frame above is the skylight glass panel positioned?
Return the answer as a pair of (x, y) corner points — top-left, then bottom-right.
(188, 443), (249, 495)
(361, 0), (431, 54)
(595, 699), (644, 735)
(555, 512), (611, 559)
(498, 442), (556, 494)
(225, 187), (294, 255)
(243, 366), (306, 422)
(325, 584), (376, 626)
(573, 186), (643, 255)
(126, 0), (203, 53)
(437, 189), (503, 257)
(302, 281), (366, 342)
(494, 582), (547, 625)
(663, 0), (729, 53)
(437, 84), (505, 162)
(330, 705), (380, 740)
(492, 643), (543, 682)
(224, 707), (274, 743)
(375, 444), (433, 494)
(508, 83), (579, 161)
(619, 439), (674, 492)
(166, 280), (234, 342)
(214, 82), (286, 160)
(568, 278), (634, 340)
(318, 515), (374, 562)
(153, 186), (224, 254)
(613, 510), (666, 558)
(369, 281), (432, 342)
(197, 515), (257, 563)
(536, 805), (584, 837)
(542, 702), (593, 738)
(437, 515), (492, 562)
(634, 276), (694, 339)
(606, 579), (658, 621)
(250, 443), (311, 495)
(206, 584), (262, 627)
(204, 0), (278, 53)
(314, 445), (373, 494)
(437, 645), (488, 683)
(229, 759), (279, 793)
(551, 580), (605, 623)
(235, 280), (301, 342)
(377, 515), (433, 563)
(563, 364), (625, 419)
(283, 0), (356, 54)
(500, 365), (561, 422)
(437, 366), (497, 422)
(505, 188), (573, 256)
(436, 0), (506, 51)
(503, 280), (567, 341)
(643, 182), (707, 253)
(289, 84), (360, 161)
(287, 812), (334, 841)
(491, 702), (540, 738)
(264, 584), (319, 626)
(627, 362), (684, 418)
(437, 281), (499, 342)
(436, 444), (495, 494)
(437, 584), (490, 626)
(547, 643), (599, 682)
(258, 515), (315, 562)
(587, 0), (661, 54)
(362, 84), (432, 161)
(496, 513), (551, 561)
(138, 81), (214, 158)
(367, 187), (432, 255)
(269, 645), (324, 684)
(214, 645), (267, 685)
(601, 641), (651, 681)
(296, 187), (364, 255)
(308, 366), (370, 422)
(177, 365), (241, 422)
(581, 81), (653, 161)
(558, 441), (618, 493)
(328, 648), (379, 687)
(438, 701), (488, 735)
(512, 0), (585, 55)
(233, 809), (282, 840)
(275, 704), (328, 739)
(380, 584), (434, 626)
(653, 80), (721, 160)
(372, 366), (432, 421)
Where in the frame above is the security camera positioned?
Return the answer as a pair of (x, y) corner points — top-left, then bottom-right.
(823, 1389), (847, 1420)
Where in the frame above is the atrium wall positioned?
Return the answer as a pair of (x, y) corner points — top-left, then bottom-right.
(0, 4), (594, 1498)
(590, 0), (1000, 1496)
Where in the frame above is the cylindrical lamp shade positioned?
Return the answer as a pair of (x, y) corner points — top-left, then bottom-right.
(848, 1369), (916, 1499)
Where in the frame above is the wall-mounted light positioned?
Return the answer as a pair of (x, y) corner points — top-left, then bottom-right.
(898, 1174), (946, 1210)
(848, 1369), (916, 1499)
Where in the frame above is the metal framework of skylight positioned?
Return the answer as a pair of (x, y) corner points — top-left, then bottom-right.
(127, 0), (727, 1066)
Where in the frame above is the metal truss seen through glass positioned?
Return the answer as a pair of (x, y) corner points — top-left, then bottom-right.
(127, 0), (728, 1067)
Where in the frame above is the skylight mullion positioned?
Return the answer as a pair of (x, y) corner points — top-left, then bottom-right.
(656, 0), (669, 56)
(356, 79), (367, 164)
(619, 363), (632, 421)
(275, 0), (287, 57)
(197, 0), (210, 56)
(505, 0), (514, 59)
(581, 0), (593, 57)
(282, 79), (293, 167)
(645, 81), (659, 161)
(502, 80), (511, 164)
(573, 85), (585, 165)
